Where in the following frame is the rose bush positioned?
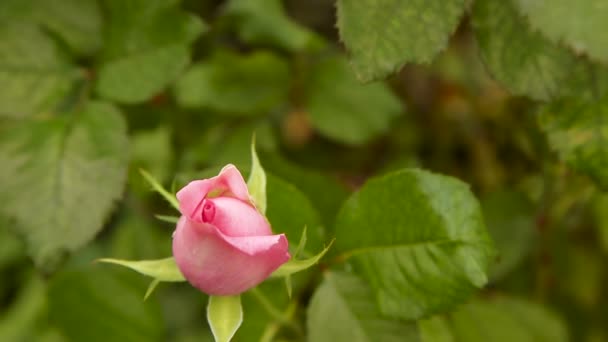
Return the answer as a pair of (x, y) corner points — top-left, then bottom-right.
(172, 164), (290, 295)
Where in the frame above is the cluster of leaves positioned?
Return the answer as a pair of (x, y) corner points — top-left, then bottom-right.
(0, 0), (607, 341)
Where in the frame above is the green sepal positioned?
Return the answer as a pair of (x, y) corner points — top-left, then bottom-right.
(247, 136), (267, 214)
(139, 169), (180, 211)
(207, 295), (243, 342)
(154, 214), (179, 224)
(272, 240), (333, 278)
(97, 257), (185, 282)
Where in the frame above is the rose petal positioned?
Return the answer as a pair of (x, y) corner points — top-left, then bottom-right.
(172, 217), (290, 295)
(207, 197), (272, 236)
(176, 164), (250, 219)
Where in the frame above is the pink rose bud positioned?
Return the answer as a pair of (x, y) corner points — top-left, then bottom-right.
(172, 164), (290, 295)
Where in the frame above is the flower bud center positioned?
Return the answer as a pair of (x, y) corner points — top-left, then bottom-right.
(201, 199), (216, 223)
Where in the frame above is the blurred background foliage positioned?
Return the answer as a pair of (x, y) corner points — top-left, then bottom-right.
(0, 0), (607, 341)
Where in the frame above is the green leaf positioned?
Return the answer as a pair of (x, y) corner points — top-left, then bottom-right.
(139, 169), (180, 211)
(0, 0), (102, 57)
(592, 193), (608, 253)
(207, 295), (243, 342)
(337, 0), (467, 82)
(33, 0), (102, 56)
(514, 0), (608, 63)
(481, 190), (536, 281)
(96, 0), (205, 103)
(96, 45), (191, 104)
(130, 126), (173, 189)
(235, 281), (290, 341)
(334, 169), (494, 320)
(0, 22), (81, 118)
(418, 316), (454, 342)
(271, 240), (332, 278)
(306, 57), (402, 145)
(307, 272), (420, 342)
(260, 153), (349, 226)
(97, 257), (185, 282)
(266, 174), (324, 254)
(0, 275), (47, 342)
(247, 137), (267, 214)
(224, 0), (321, 52)
(538, 96), (608, 189)
(472, 0), (576, 101)
(174, 51), (290, 115)
(48, 268), (164, 342)
(449, 297), (567, 342)
(0, 101), (129, 270)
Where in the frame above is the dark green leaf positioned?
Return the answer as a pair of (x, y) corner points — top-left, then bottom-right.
(48, 268), (164, 342)
(337, 0), (467, 81)
(481, 190), (536, 281)
(0, 102), (129, 270)
(472, 0), (576, 101)
(335, 169), (494, 320)
(306, 57), (402, 145)
(266, 174), (324, 254)
(174, 51), (290, 115)
(307, 272), (420, 342)
(260, 153), (349, 226)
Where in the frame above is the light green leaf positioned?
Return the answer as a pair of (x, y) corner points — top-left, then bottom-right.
(271, 240), (332, 278)
(334, 169), (495, 320)
(224, 0), (321, 52)
(472, 0), (576, 101)
(140, 169), (180, 211)
(97, 257), (185, 282)
(337, 0), (467, 82)
(538, 96), (608, 189)
(0, 22), (81, 118)
(207, 295), (243, 342)
(0, 102), (128, 270)
(48, 268), (164, 342)
(514, 0), (608, 63)
(306, 57), (402, 145)
(96, 0), (205, 103)
(307, 272), (420, 342)
(247, 137), (267, 214)
(449, 297), (567, 342)
(174, 51), (290, 115)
